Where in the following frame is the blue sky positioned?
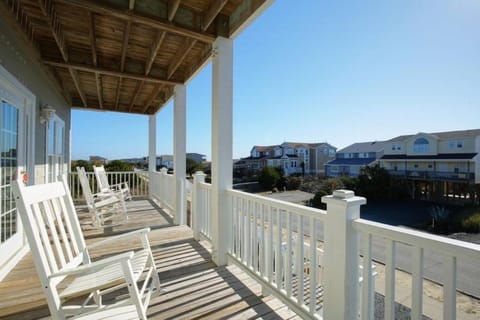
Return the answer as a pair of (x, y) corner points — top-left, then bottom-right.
(72, 0), (480, 160)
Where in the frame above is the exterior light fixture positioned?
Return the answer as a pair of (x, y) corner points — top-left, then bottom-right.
(40, 105), (56, 124)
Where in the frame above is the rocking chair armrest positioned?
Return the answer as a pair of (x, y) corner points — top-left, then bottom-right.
(110, 182), (128, 190)
(87, 228), (151, 250)
(50, 251), (134, 278)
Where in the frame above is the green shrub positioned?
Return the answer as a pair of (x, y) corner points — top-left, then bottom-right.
(455, 206), (480, 233)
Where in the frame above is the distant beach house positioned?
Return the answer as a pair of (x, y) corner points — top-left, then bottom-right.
(235, 142), (336, 175)
(379, 129), (480, 200)
(325, 141), (385, 177)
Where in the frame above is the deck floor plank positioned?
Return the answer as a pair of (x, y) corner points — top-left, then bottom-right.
(0, 199), (298, 320)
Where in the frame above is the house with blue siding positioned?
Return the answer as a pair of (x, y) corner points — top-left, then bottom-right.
(325, 141), (385, 177)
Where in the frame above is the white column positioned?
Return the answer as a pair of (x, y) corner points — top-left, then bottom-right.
(211, 37), (233, 266)
(148, 114), (157, 199)
(322, 190), (366, 320)
(174, 84), (187, 225)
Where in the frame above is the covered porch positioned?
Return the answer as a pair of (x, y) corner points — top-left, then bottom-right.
(1, 0), (479, 319)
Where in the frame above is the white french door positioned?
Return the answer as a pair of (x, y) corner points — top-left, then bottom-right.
(0, 66), (35, 279)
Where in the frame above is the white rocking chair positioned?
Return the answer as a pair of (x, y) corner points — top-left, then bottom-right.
(12, 175), (161, 320)
(77, 166), (127, 226)
(93, 165), (132, 201)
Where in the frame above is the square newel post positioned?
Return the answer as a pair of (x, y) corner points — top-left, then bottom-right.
(148, 114), (157, 199)
(192, 171), (206, 241)
(322, 190), (366, 320)
(211, 37), (233, 266)
(174, 84), (187, 225)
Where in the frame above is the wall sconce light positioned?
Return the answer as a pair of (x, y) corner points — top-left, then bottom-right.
(40, 105), (56, 124)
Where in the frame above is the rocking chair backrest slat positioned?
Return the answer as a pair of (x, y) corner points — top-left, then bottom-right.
(76, 166), (95, 207)
(94, 165), (110, 193)
(12, 177), (88, 282)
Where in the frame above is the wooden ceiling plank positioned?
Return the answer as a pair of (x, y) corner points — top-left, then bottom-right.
(129, 80), (144, 112)
(202, 0), (228, 31)
(68, 67), (87, 107)
(121, 20), (131, 72)
(0, 1), (71, 104)
(145, 30), (166, 75)
(37, 0), (68, 62)
(95, 72), (103, 109)
(142, 83), (162, 113)
(167, 38), (196, 79)
(168, 0), (181, 22)
(43, 60), (183, 85)
(89, 11), (97, 66)
(56, 0), (215, 44)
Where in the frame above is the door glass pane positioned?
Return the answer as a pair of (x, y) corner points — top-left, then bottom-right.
(1, 101), (19, 243)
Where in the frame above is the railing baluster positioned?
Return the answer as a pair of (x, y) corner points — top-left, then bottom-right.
(361, 232), (374, 320)
(296, 214), (304, 305)
(245, 199), (251, 268)
(385, 239), (396, 320)
(443, 255), (456, 320)
(309, 216), (317, 314)
(260, 203), (266, 275)
(267, 205), (273, 284)
(285, 211), (293, 298)
(411, 246), (424, 320)
(253, 202), (258, 273)
(275, 208), (282, 288)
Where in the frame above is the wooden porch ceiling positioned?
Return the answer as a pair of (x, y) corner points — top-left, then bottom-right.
(3, 0), (270, 115)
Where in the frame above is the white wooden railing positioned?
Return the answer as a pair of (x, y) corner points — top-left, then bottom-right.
(227, 189), (327, 319)
(191, 172), (212, 241)
(151, 171), (480, 320)
(354, 219), (480, 320)
(150, 168), (175, 214)
(70, 170), (148, 201)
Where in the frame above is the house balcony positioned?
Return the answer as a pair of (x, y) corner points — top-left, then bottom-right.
(1, 170), (479, 320)
(387, 170), (475, 182)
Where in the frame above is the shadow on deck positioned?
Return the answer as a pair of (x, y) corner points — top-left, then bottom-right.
(0, 199), (300, 320)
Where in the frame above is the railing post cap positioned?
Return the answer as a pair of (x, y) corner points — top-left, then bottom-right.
(321, 189), (367, 206)
(333, 189), (354, 199)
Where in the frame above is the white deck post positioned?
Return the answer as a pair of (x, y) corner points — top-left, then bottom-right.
(174, 84), (187, 225)
(322, 190), (366, 320)
(211, 37), (233, 266)
(148, 114), (157, 199)
(192, 171), (206, 241)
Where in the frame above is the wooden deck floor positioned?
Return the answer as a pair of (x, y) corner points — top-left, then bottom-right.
(0, 199), (300, 320)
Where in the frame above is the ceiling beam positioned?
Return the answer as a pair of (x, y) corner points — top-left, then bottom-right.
(129, 80), (144, 112)
(95, 72), (103, 109)
(43, 60), (183, 85)
(68, 67), (87, 107)
(37, 0), (68, 61)
(88, 11), (97, 66)
(120, 20), (131, 72)
(167, 38), (196, 79)
(145, 30), (166, 75)
(142, 83), (163, 113)
(57, 0), (215, 44)
(115, 78), (123, 110)
(168, 0), (181, 21)
(202, 0), (228, 31)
